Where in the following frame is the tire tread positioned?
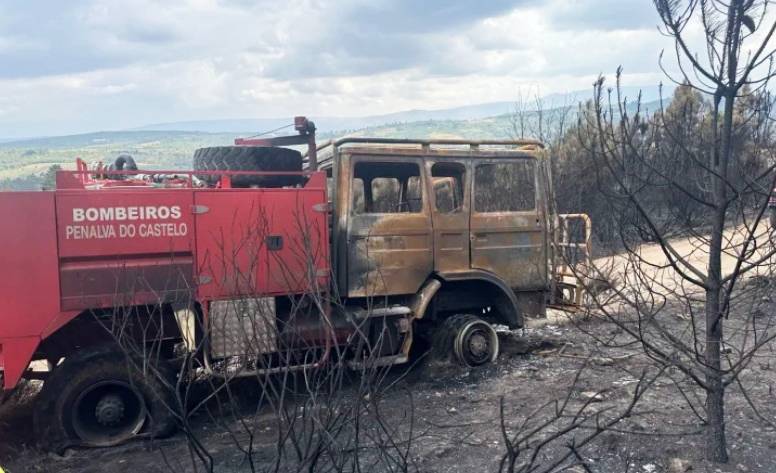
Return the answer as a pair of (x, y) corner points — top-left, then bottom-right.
(34, 346), (177, 451)
(193, 146), (303, 187)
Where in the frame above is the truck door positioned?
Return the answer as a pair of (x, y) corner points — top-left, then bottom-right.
(427, 160), (470, 273)
(193, 191), (269, 299)
(469, 158), (547, 290)
(346, 158), (433, 297)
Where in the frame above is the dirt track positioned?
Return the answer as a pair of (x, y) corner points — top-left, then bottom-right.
(596, 221), (775, 298)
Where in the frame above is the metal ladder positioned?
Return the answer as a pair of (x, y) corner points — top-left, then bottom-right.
(549, 213), (592, 309)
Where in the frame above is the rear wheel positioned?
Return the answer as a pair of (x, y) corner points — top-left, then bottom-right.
(34, 347), (177, 450)
(434, 314), (499, 367)
(193, 146), (303, 188)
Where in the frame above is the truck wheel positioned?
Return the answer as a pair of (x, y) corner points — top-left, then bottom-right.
(193, 146), (304, 188)
(434, 314), (500, 367)
(34, 347), (177, 450)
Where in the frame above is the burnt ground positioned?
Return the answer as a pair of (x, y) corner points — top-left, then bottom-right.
(1, 306), (776, 473)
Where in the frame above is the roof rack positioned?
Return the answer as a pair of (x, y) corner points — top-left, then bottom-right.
(319, 137), (543, 151)
(307, 137), (545, 168)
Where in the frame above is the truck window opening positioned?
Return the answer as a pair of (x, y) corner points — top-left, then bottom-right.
(431, 162), (465, 213)
(474, 161), (536, 213)
(352, 161), (422, 214)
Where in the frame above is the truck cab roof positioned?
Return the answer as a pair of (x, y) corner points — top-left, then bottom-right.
(312, 137), (546, 170)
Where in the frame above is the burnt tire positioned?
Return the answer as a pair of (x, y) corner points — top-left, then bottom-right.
(433, 314), (499, 367)
(34, 346), (178, 451)
(193, 146), (303, 187)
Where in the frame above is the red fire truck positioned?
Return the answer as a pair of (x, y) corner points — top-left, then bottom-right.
(0, 117), (590, 448)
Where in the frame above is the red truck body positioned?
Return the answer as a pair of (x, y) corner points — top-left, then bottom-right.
(0, 170), (329, 390)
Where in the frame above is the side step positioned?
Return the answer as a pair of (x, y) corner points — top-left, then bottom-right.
(347, 354), (408, 370)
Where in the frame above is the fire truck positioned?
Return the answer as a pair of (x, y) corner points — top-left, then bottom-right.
(0, 117), (589, 448)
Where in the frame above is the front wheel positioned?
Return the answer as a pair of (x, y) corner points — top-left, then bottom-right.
(434, 314), (500, 367)
(34, 347), (178, 450)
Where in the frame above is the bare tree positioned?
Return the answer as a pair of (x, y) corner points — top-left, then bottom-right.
(507, 87), (576, 149)
(581, 0), (776, 463)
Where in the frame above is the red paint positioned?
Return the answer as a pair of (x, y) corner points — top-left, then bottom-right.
(0, 338), (39, 391)
(0, 171), (329, 390)
(56, 191), (195, 258)
(192, 186), (328, 299)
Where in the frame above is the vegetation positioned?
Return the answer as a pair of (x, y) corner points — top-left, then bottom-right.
(0, 132), (238, 190)
(0, 99), (664, 191)
(582, 0), (776, 463)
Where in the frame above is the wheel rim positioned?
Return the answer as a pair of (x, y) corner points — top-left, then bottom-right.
(71, 380), (147, 446)
(454, 320), (499, 367)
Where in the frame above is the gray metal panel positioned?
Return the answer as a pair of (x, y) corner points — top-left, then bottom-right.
(209, 297), (277, 358)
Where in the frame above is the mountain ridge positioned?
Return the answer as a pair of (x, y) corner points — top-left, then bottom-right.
(133, 85), (668, 134)
(0, 86), (670, 149)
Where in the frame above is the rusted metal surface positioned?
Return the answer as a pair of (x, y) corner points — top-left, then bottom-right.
(426, 159), (470, 274)
(331, 154), (430, 297)
(410, 279), (442, 320)
(470, 212), (547, 290)
(346, 212), (434, 297)
(436, 271), (524, 328)
(324, 137), (545, 149)
(321, 139), (552, 305)
(1, 134), (578, 399)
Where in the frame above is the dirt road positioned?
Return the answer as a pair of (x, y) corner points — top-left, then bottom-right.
(589, 221), (775, 300)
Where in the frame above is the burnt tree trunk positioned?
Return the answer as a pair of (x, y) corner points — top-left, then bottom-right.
(704, 256), (727, 463)
(703, 86), (736, 463)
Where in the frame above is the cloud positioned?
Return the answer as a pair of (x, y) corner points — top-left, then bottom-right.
(0, 0), (677, 137)
(542, 0), (660, 31)
(0, 0), (282, 78)
(339, 0), (524, 34)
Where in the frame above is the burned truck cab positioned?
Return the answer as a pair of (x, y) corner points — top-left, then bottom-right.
(317, 139), (585, 341)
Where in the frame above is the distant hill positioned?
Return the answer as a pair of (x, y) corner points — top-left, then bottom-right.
(133, 102), (522, 134)
(0, 130), (236, 150)
(0, 96), (666, 151)
(0, 95), (668, 190)
(0, 84), (671, 146)
(132, 85), (671, 135)
(334, 98), (663, 141)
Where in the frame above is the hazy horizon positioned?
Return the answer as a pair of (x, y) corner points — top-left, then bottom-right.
(0, 0), (677, 139)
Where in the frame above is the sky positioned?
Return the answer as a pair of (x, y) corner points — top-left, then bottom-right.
(0, 0), (674, 138)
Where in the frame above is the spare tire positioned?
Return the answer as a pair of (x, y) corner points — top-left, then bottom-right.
(193, 146), (303, 188)
(107, 154), (138, 180)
